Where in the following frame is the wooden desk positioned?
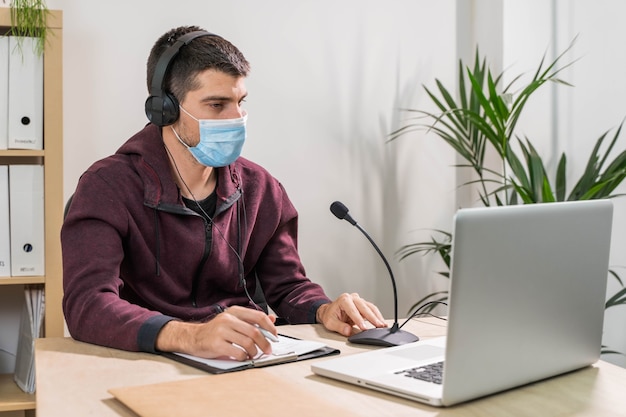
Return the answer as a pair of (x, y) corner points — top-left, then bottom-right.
(35, 318), (626, 416)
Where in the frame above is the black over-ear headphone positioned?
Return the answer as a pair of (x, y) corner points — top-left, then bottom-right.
(145, 30), (220, 127)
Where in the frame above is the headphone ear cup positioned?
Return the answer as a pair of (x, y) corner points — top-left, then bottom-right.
(144, 92), (180, 127)
(160, 92), (180, 126)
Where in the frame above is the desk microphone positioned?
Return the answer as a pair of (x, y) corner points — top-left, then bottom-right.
(330, 201), (419, 347)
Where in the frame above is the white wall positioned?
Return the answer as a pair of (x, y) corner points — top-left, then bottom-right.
(42, 0), (626, 365)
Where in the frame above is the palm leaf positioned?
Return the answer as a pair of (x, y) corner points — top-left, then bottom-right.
(606, 287), (626, 309)
(555, 154), (567, 201)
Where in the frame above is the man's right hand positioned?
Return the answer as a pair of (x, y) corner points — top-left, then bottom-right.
(155, 306), (278, 360)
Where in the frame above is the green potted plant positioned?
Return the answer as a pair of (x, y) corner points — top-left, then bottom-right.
(6, 0), (49, 57)
(390, 41), (626, 354)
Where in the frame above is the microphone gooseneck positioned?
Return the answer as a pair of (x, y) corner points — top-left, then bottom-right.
(329, 201), (419, 347)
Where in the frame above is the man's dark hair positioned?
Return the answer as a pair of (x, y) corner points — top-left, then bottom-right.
(146, 26), (251, 103)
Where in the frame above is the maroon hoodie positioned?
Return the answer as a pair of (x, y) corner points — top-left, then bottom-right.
(61, 124), (331, 352)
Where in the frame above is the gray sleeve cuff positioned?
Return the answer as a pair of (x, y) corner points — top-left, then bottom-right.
(137, 315), (176, 353)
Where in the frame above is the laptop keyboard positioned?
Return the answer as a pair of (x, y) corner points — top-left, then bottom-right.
(395, 361), (444, 384)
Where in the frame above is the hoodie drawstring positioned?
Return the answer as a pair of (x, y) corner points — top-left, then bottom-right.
(154, 208), (161, 276)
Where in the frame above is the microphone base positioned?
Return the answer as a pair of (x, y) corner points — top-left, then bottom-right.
(348, 328), (419, 347)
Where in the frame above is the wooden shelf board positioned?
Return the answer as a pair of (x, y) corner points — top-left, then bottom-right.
(0, 150), (45, 157)
(0, 276), (46, 285)
(0, 374), (36, 411)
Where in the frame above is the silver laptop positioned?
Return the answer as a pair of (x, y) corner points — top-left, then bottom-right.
(312, 200), (613, 406)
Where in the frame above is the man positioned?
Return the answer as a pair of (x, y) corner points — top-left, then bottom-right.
(62, 25), (387, 361)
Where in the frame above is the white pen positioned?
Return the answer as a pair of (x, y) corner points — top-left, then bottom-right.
(256, 325), (279, 342)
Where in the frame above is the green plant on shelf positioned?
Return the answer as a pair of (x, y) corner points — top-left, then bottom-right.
(7, 0), (50, 57)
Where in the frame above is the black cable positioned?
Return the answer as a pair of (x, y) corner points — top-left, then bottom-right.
(399, 301), (448, 329)
(409, 312), (448, 322)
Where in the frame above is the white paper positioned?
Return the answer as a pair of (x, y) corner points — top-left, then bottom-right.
(14, 285), (45, 393)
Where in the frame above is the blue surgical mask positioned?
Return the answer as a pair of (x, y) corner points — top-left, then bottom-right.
(173, 106), (247, 167)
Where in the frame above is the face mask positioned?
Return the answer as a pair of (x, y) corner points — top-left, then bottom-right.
(173, 106), (247, 167)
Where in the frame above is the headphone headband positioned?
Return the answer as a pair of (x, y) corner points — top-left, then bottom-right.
(145, 30), (220, 127)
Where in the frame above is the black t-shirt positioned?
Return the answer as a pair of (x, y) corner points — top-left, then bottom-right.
(182, 191), (217, 221)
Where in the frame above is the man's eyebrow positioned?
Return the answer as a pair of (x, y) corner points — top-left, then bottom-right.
(199, 94), (247, 103)
(200, 95), (231, 102)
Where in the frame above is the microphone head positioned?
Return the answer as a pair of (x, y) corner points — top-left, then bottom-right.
(330, 201), (357, 225)
(330, 201), (349, 220)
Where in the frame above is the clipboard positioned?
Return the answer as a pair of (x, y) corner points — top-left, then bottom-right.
(161, 334), (340, 374)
